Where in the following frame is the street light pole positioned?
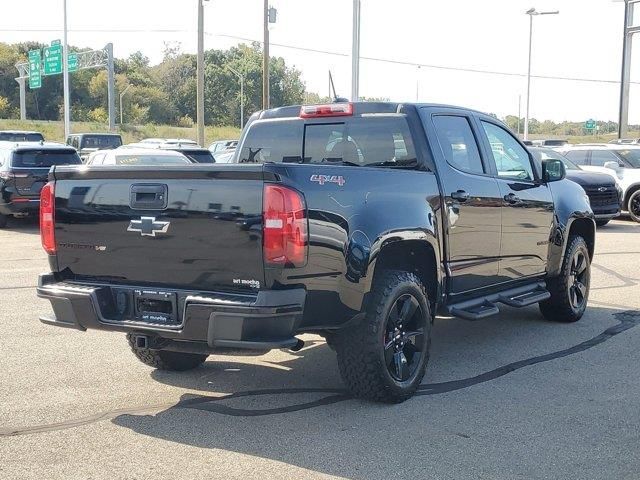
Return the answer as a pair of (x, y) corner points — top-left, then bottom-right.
(351, 0), (361, 102)
(196, 0), (206, 147)
(119, 84), (131, 125)
(524, 8), (559, 141)
(617, 0), (638, 139)
(262, 0), (269, 110)
(62, 0), (70, 138)
(227, 66), (244, 129)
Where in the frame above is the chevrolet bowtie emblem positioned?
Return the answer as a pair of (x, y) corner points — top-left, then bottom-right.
(127, 216), (170, 237)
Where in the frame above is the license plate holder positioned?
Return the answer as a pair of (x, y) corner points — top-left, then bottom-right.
(133, 289), (178, 325)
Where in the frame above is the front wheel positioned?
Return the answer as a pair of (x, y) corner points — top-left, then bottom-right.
(0, 214), (7, 229)
(335, 270), (431, 403)
(126, 334), (208, 371)
(539, 235), (590, 323)
(628, 190), (640, 223)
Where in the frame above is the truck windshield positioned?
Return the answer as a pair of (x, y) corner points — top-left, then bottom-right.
(238, 116), (417, 168)
(616, 149), (640, 168)
(81, 136), (122, 149)
(12, 150), (82, 168)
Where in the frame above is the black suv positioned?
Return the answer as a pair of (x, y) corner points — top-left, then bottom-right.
(530, 147), (621, 226)
(0, 142), (81, 228)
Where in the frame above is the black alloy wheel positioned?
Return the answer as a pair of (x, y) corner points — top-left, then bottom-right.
(383, 293), (425, 382)
(568, 249), (589, 311)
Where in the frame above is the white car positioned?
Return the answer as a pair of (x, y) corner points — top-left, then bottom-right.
(557, 144), (640, 222)
(85, 148), (192, 166)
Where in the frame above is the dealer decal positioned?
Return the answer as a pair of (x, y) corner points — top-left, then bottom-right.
(310, 174), (346, 186)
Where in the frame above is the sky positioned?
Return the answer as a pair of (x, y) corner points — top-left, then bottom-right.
(1, 0), (638, 123)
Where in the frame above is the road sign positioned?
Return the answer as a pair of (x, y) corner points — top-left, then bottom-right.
(28, 49), (41, 89)
(585, 119), (596, 130)
(51, 39), (61, 46)
(43, 44), (63, 75)
(68, 53), (78, 72)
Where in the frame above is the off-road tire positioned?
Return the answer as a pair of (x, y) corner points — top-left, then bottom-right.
(0, 214), (7, 229)
(126, 334), (208, 371)
(627, 190), (640, 223)
(335, 270), (431, 403)
(539, 235), (590, 323)
(595, 219), (610, 227)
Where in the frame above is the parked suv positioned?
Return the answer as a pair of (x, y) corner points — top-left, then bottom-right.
(0, 142), (81, 227)
(37, 102), (594, 403)
(66, 133), (123, 162)
(557, 144), (640, 222)
(530, 147), (621, 226)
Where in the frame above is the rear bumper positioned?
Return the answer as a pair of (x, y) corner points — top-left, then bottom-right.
(37, 274), (306, 351)
(0, 198), (40, 215)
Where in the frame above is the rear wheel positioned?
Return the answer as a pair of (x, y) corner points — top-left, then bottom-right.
(627, 190), (640, 223)
(595, 219), (610, 227)
(335, 270), (431, 403)
(539, 235), (590, 323)
(126, 334), (208, 371)
(0, 214), (7, 229)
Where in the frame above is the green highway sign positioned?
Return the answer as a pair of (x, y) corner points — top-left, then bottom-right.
(28, 49), (42, 89)
(585, 119), (596, 130)
(68, 53), (78, 72)
(43, 44), (63, 75)
(51, 39), (61, 46)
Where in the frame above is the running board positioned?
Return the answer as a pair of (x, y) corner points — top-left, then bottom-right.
(446, 282), (550, 321)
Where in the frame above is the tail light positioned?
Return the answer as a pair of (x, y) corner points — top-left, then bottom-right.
(40, 182), (56, 254)
(263, 184), (308, 267)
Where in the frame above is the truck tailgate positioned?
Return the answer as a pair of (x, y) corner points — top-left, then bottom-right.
(52, 165), (266, 291)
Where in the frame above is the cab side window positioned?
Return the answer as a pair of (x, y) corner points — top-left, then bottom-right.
(481, 121), (534, 181)
(432, 115), (485, 175)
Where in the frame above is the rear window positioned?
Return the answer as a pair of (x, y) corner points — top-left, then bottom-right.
(11, 150), (81, 168)
(0, 132), (44, 142)
(238, 115), (416, 167)
(113, 154), (190, 166)
(180, 150), (214, 163)
(81, 135), (122, 149)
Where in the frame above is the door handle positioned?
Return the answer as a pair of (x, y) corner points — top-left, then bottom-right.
(503, 193), (520, 204)
(451, 190), (470, 202)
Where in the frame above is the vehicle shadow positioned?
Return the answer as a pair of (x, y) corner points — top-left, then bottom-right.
(111, 304), (640, 479)
(1, 216), (39, 235)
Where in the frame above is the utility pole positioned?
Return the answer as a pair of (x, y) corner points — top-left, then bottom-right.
(196, 0), (205, 146)
(618, 0), (638, 139)
(351, 0), (361, 102)
(262, 0), (270, 110)
(518, 94), (522, 136)
(119, 84), (131, 125)
(62, 0), (70, 138)
(106, 42), (115, 131)
(15, 78), (26, 120)
(415, 65), (420, 102)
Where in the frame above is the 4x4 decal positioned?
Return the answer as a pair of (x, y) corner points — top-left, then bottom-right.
(310, 174), (346, 186)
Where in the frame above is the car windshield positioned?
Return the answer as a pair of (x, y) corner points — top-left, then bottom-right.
(179, 150), (214, 163)
(81, 136), (122, 149)
(114, 154), (190, 165)
(530, 148), (580, 170)
(12, 150), (82, 168)
(0, 132), (44, 142)
(615, 149), (640, 168)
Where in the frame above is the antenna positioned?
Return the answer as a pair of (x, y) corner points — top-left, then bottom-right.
(328, 70), (349, 103)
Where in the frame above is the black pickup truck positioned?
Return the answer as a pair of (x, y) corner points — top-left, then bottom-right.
(37, 102), (594, 403)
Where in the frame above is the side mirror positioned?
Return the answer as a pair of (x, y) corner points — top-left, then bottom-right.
(542, 158), (566, 183)
(604, 161), (621, 171)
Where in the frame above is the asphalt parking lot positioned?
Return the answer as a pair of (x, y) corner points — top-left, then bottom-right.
(1, 218), (640, 480)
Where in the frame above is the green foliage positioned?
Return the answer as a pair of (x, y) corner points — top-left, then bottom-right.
(0, 41), (307, 128)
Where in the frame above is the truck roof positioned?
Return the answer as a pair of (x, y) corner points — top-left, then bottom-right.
(256, 101), (488, 120)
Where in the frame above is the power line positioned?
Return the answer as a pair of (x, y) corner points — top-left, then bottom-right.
(3, 28), (638, 86)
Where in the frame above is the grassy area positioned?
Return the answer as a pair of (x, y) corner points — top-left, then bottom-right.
(529, 132), (640, 144)
(0, 119), (241, 146)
